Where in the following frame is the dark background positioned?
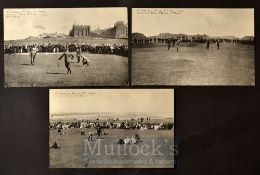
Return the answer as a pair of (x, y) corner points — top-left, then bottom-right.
(0, 0), (259, 175)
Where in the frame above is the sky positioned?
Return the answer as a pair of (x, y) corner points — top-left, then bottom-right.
(4, 8), (127, 40)
(132, 8), (254, 38)
(49, 89), (174, 118)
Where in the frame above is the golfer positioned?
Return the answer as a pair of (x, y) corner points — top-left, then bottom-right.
(58, 49), (74, 74)
(30, 46), (37, 65)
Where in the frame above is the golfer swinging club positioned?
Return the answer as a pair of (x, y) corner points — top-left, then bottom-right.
(58, 49), (74, 74)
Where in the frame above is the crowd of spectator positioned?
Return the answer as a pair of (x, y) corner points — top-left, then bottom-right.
(4, 42), (128, 57)
(133, 37), (254, 45)
(49, 117), (174, 131)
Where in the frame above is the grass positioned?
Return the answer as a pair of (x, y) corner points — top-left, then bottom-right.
(132, 43), (255, 85)
(4, 53), (128, 87)
(49, 128), (174, 168)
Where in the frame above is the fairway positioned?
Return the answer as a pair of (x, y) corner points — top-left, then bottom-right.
(132, 43), (255, 85)
(4, 53), (128, 87)
(49, 128), (174, 168)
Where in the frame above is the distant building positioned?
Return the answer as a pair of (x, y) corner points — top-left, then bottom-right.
(69, 25), (90, 37)
(114, 21), (128, 39)
(69, 21), (128, 39)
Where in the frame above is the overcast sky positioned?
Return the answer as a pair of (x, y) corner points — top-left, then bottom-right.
(49, 89), (174, 118)
(132, 8), (254, 38)
(4, 8), (127, 40)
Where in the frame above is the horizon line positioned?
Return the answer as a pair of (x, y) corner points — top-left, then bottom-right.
(50, 111), (172, 115)
(132, 32), (255, 39)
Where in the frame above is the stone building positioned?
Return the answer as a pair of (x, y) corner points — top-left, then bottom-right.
(69, 25), (90, 37)
(69, 21), (127, 39)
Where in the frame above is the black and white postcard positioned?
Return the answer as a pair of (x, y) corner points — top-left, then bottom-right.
(49, 89), (174, 168)
(4, 8), (128, 87)
(132, 8), (254, 85)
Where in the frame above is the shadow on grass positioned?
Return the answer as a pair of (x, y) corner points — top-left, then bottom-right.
(46, 72), (66, 75)
(73, 65), (84, 67)
(49, 146), (61, 149)
(20, 63), (31, 66)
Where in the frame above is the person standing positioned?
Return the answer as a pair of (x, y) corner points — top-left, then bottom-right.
(58, 49), (74, 74)
(176, 40), (180, 52)
(217, 40), (220, 50)
(30, 45), (37, 65)
(76, 47), (82, 63)
(172, 39), (175, 47)
(206, 40), (210, 49)
(96, 123), (102, 139)
(167, 39), (171, 50)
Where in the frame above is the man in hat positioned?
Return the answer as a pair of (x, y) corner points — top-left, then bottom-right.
(58, 49), (74, 74)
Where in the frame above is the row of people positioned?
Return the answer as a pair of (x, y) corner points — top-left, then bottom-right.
(49, 119), (174, 130)
(133, 38), (254, 45)
(4, 42), (128, 57)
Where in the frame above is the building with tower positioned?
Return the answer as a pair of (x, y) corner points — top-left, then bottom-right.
(69, 21), (127, 39)
(69, 25), (91, 37)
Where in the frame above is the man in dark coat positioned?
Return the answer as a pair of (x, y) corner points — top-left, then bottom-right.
(58, 49), (74, 74)
(96, 123), (102, 139)
(167, 39), (171, 50)
(217, 40), (220, 50)
(206, 40), (210, 49)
